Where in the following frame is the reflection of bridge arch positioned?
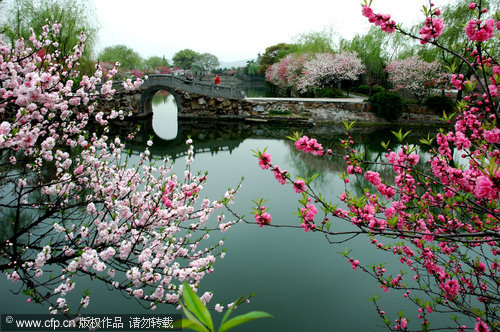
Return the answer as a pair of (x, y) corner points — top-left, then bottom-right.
(139, 85), (182, 117)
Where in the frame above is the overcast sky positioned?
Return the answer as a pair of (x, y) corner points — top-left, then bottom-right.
(94, 0), (450, 64)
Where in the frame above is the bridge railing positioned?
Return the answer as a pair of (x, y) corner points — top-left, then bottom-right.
(144, 74), (245, 99)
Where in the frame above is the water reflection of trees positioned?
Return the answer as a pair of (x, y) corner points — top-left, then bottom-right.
(283, 126), (437, 194)
(125, 118), (441, 174)
(151, 91), (171, 105)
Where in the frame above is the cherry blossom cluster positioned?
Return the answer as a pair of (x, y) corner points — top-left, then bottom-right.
(361, 3), (396, 33)
(297, 52), (365, 93)
(418, 3), (444, 44)
(464, 3), (499, 43)
(385, 55), (444, 103)
(0, 24), (238, 315)
(266, 51), (365, 94)
(248, 1), (500, 330)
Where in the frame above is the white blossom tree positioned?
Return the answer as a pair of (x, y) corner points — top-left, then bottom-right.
(386, 55), (444, 103)
(297, 51), (365, 93)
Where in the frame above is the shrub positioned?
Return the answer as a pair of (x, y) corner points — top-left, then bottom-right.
(371, 85), (385, 95)
(369, 91), (404, 121)
(352, 85), (385, 96)
(424, 95), (455, 114)
(353, 84), (370, 95)
(314, 87), (345, 98)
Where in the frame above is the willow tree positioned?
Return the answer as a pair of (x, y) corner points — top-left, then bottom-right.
(0, 0), (98, 75)
(339, 26), (389, 91)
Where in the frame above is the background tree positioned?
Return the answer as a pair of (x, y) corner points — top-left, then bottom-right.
(192, 52), (220, 72)
(297, 51), (365, 93)
(257, 43), (293, 76)
(289, 28), (336, 55)
(144, 55), (170, 70)
(1, 23), (237, 317)
(172, 48), (200, 69)
(97, 44), (144, 70)
(0, 0), (98, 75)
(386, 55), (443, 103)
(340, 27), (389, 92)
(245, 60), (261, 77)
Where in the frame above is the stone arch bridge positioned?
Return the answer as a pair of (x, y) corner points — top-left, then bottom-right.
(136, 74), (245, 117)
(102, 74), (438, 125)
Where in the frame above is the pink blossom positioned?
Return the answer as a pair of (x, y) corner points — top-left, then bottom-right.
(483, 128), (500, 143)
(301, 204), (317, 222)
(466, 19), (496, 42)
(419, 17), (444, 44)
(474, 318), (490, 332)
(258, 153), (271, 169)
(293, 180), (306, 193)
(400, 317), (408, 329)
(74, 165), (83, 175)
(348, 258), (360, 270)
(255, 212), (272, 227)
(273, 166), (287, 185)
(474, 175), (498, 199)
(440, 279), (460, 299)
(295, 136), (309, 151)
(365, 171), (382, 186)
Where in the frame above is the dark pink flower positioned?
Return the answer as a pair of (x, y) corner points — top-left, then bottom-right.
(483, 128), (500, 143)
(293, 180), (306, 193)
(273, 166), (287, 185)
(474, 318), (490, 332)
(362, 5), (373, 18)
(440, 279), (460, 299)
(474, 175), (497, 199)
(255, 212), (272, 227)
(258, 152), (271, 169)
(301, 203), (317, 222)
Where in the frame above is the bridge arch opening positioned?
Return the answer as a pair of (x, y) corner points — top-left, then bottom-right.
(147, 89), (180, 140)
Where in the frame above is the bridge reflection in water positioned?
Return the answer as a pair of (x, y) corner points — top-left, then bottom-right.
(151, 91), (178, 140)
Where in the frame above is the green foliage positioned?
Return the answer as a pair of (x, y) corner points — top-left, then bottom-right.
(173, 49), (201, 69)
(245, 60), (260, 77)
(424, 95), (455, 114)
(175, 282), (272, 332)
(339, 27), (388, 87)
(290, 28), (336, 55)
(352, 84), (385, 96)
(98, 44), (144, 70)
(314, 87), (345, 98)
(0, 0), (98, 75)
(193, 53), (220, 72)
(144, 56), (169, 69)
(257, 43), (293, 76)
(369, 91), (404, 121)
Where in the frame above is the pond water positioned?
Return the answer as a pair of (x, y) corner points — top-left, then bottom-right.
(0, 93), (457, 331)
(136, 93), (453, 331)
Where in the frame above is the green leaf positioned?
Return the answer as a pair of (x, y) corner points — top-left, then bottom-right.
(182, 282), (214, 331)
(220, 296), (244, 327)
(343, 121), (356, 131)
(180, 302), (204, 327)
(173, 318), (209, 332)
(218, 311), (273, 332)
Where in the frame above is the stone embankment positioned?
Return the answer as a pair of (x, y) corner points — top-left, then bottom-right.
(102, 88), (443, 126)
